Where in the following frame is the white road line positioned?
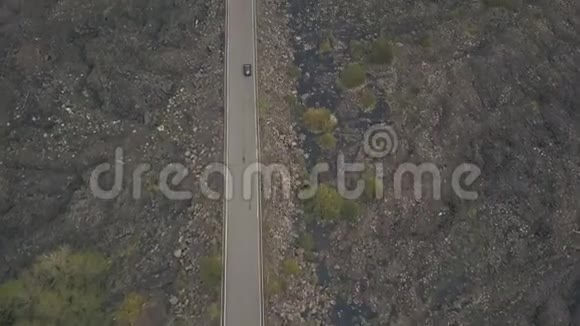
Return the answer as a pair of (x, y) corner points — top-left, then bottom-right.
(220, 0), (230, 323)
(250, 0), (264, 322)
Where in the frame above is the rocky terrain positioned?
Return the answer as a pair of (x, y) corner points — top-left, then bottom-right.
(260, 0), (580, 325)
(0, 0), (224, 324)
(257, 0), (335, 324)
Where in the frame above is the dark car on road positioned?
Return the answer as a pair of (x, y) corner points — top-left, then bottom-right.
(243, 64), (252, 77)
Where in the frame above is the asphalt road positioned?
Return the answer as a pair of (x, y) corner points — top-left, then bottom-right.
(221, 0), (263, 324)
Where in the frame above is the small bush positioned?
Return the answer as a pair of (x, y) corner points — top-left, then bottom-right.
(200, 256), (222, 288)
(369, 37), (394, 65)
(0, 246), (110, 326)
(281, 259), (301, 275)
(364, 175), (383, 201)
(350, 40), (367, 61)
(359, 88), (377, 110)
(267, 277), (287, 296)
(285, 94), (304, 114)
(297, 233), (314, 252)
(303, 107), (336, 134)
(341, 200), (360, 222)
(288, 65), (301, 79)
(317, 132), (337, 150)
(308, 184), (344, 220)
(258, 97), (268, 115)
(340, 63), (366, 89)
(116, 293), (147, 326)
(284, 94), (297, 105)
(208, 303), (220, 322)
(319, 37), (332, 54)
(419, 35), (432, 48)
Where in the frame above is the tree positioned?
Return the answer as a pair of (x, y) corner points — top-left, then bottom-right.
(0, 246), (111, 326)
(369, 37), (394, 65)
(303, 107), (337, 134)
(340, 63), (366, 89)
(308, 184), (344, 220)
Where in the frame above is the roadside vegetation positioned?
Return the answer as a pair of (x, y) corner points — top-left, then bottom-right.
(281, 259), (301, 276)
(359, 88), (377, 111)
(207, 303), (220, 324)
(302, 107), (337, 134)
(419, 34), (432, 48)
(317, 132), (337, 151)
(340, 63), (366, 89)
(340, 200), (360, 222)
(200, 256), (223, 290)
(368, 37), (394, 65)
(297, 233), (315, 261)
(350, 40), (368, 61)
(318, 37), (333, 55)
(307, 184), (344, 220)
(363, 174), (383, 202)
(0, 247), (111, 326)
(115, 293), (148, 326)
(305, 183), (365, 224)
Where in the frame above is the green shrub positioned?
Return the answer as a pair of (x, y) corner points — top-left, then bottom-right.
(297, 233), (314, 252)
(303, 107), (336, 134)
(0, 246), (111, 326)
(359, 88), (377, 110)
(267, 277), (287, 296)
(285, 94), (304, 114)
(350, 40), (367, 61)
(369, 37), (394, 65)
(258, 97), (268, 115)
(341, 201), (360, 222)
(340, 63), (366, 89)
(281, 259), (301, 275)
(288, 65), (301, 79)
(284, 94), (297, 105)
(308, 184), (344, 220)
(317, 132), (337, 150)
(364, 175), (383, 201)
(116, 293), (147, 326)
(319, 37), (332, 54)
(419, 35), (432, 48)
(200, 256), (222, 288)
(208, 303), (220, 322)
